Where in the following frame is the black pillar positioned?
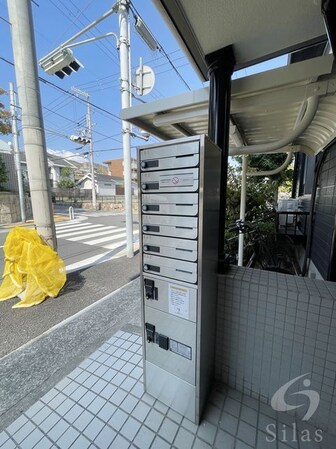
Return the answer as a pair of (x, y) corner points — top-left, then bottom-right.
(205, 46), (235, 274)
(322, 0), (336, 57)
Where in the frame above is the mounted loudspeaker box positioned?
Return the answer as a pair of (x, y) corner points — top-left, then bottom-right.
(134, 58), (155, 96)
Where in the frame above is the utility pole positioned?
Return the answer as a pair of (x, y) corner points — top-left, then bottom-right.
(119, 0), (134, 258)
(7, 0), (56, 249)
(71, 87), (97, 210)
(9, 82), (26, 222)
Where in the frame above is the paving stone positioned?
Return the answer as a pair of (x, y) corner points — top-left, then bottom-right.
(109, 408), (128, 431)
(120, 393), (139, 414)
(197, 420), (217, 445)
(82, 417), (104, 441)
(151, 436), (171, 449)
(131, 401), (151, 422)
(97, 401), (117, 422)
(120, 416), (141, 441)
(174, 427), (194, 449)
(133, 425), (155, 449)
(144, 409), (165, 432)
(73, 410), (95, 432)
(56, 427), (80, 449)
(46, 419), (69, 442)
(214, 429), (235, 449)
(69, 434), (91, 449)
(93, 425), (117, 449)
(109, 434), (130, 449)
(11, 420), (35, 444)
(159, 418), (179, 444)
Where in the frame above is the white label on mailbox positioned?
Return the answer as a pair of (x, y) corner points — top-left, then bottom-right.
(170, 339), (192, 360)
(159, 172), (194, 187)
(168, 284), (190, 320)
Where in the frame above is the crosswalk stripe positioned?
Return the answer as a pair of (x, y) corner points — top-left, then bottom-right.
(55, 221), (82, 228)
(101, 230), (139, 248)
(56, 224), (105, 237)
(56, 224), (103, 234)
(55, 222), (96, 231)
(56, 223), (99, 232)
(65, 227), (125, 242)
(103, 236), (139, 250)
(82, 231), (128, 246)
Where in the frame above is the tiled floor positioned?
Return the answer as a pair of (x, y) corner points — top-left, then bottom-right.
(0, 331), (333, 449)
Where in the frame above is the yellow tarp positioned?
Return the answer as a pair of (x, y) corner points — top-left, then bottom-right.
(0, 227), (66, 307)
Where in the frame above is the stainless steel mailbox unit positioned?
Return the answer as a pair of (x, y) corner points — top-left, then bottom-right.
(138, 135), (221, 423)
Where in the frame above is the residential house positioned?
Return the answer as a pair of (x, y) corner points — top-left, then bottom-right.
(76, 173), (126, 196)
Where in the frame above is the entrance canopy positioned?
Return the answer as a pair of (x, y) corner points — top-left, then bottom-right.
(153, 0), (327, 79)
(120, 54), (336, 156)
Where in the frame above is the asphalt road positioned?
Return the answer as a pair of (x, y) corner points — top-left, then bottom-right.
(0, 210), (141, 358)
(0, 210), (140, 273)
(0, 251), (140, 358)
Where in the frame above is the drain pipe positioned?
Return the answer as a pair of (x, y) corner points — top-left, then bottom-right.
(237, 155), (248, 266)
(246, 152), (293, 177)
(237, 152), (293, 266)
(230, 96), (319, 156)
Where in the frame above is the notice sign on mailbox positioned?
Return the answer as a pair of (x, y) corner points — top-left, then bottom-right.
(168, 283), (190, 320)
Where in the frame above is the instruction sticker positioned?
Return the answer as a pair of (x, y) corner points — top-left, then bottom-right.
(159, 172), (194, 187)
(168, 284), (190, 319)
(170, 339), (192, 360)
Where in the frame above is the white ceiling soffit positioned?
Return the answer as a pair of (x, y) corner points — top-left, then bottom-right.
(153, 0), (327, 80)
(120, 54), (336, 155)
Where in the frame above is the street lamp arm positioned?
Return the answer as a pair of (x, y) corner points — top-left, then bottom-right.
(41, 2), (118, 62)
(60, 3), (118, 47)
(66, 32), (119, 51)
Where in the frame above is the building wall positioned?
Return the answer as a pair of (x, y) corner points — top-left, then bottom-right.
(0, 152), (18, 192)
(98, 182), (116, 196)
(310, 143), (336, 280)
(216, 266), (336, 434)
(103, 158), (137, 181)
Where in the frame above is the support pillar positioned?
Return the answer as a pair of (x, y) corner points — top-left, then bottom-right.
(322, 0), (336, 56)
(205, 46), (235, 273)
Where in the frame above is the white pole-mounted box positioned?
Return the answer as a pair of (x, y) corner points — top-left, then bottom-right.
(138, 135), (221, 423)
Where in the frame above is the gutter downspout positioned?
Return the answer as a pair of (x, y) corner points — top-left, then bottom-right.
(246, 152), (293, 177)
(238, 155), (248, 266)
(230, 96), (319, 156)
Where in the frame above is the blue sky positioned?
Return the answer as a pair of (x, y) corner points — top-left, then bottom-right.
(0, 0), (287, 166)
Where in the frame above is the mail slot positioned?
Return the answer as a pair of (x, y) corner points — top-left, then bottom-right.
(143, 254), (197, 284)
(143, 235), (197, 261)
(140, 140), (199, 171)
(141, 168), (198, 193)
(142, 193), (198, 216)
(142, 215), (198, 239)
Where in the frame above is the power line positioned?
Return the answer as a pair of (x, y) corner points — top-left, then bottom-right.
(0, 55), (122, 122)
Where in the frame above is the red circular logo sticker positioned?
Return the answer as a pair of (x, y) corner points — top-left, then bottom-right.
(172, 177), (179, 185)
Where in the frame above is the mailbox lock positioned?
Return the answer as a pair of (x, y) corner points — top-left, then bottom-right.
(143, 264), (149, 271)
(143, 225), (148, 231)
(143, 245), (149, 251)
(141, 183), (147, 190)
(141, 161), (147, 169)
(142, 205), (148, 211)
(144, 278), (158, 300)
(145, 323), (155, 343)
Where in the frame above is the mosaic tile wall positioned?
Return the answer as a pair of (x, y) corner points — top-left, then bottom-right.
(216, 266), (336, 434)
